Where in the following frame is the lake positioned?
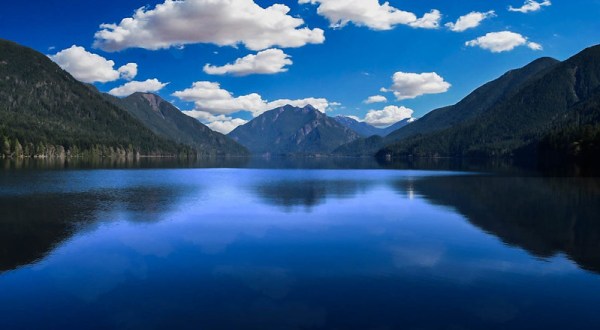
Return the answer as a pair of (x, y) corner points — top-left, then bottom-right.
(1, 159), (600, 329)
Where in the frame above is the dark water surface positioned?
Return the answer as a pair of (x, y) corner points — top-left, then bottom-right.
(1, 159), (600, 329)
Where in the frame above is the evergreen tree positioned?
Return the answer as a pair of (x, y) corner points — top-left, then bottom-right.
(13, 139), (23, 158)
(2, 136), (11, 157)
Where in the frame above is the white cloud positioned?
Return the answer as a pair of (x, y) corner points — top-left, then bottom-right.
(364, 105), (414, 127)
(364, 95), (388, 104)
(183, 111), (248, 134)
(527, 42), (543, 51)
(386, 71), (451, 100)
(117, 63), (138, 80)
(183, 110), (227, 122)
(49, 45), (137, 83)
(347, 105), (415, 127)
(108, 79), (168, 97)
(173, 81), (335, 117)
(466, 31), (543, 53)
(445, 11), (495, 32)
(203, 49), (292, 76)
(94, 0), (325, 52)
(299, 0), (440, 30)
(173, 82), (265, 115)
(408, 9), (442, 29)
(207, 119), (249, 134)
(509, 0), (551, 13)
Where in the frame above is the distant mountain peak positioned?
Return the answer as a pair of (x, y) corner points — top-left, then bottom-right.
(278, 104), (319, 113)
(333, 115), (414, 138)
(229, 104), (359, 155)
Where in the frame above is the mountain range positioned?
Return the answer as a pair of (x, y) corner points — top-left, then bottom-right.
(333, 116), (412, 137)
(106, 92), (247, 156)
(227, 108), (414, 156)
(377, 45), (600, 162)
(0, 38), (247, 158)
(332, 56), (561, 157)
(1, 38), (599, 165)
(229, 105), (361, 155)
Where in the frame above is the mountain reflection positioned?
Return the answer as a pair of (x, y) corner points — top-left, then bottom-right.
(254, 180), (374, 211)
(246, 157), (382, 169)
(0, 186), (187, 273)
(398, 175), (600, 274)
(0, 193), (97, 272)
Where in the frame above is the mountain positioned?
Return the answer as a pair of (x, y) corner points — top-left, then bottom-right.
(333, 57), (559, 157)
(106, 92), (247, 156)
(332, 135), (386, 157)
(0, 39), (189, 158)
(537, 90), (600, 163)
(331, 117), (414, 156)
(378, 45), (600, 160)
(334, 116), (413, 137)
(385, 57), (560, 142)
(381, 118), (414, 136)
(334, 116), (382, 137)
(229, 105), (361, 155)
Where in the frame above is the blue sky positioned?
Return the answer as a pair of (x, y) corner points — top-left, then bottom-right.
(1, 0), (599, 133)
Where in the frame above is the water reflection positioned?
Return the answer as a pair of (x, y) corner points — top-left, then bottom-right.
(0, 185), (190, 273)
(1, 167), (600, 329)
(254, 179), (374, 211)
(3, 170), (600, 277)
(0, 193), (98, 272)
(4, 156), (600, 176)
(398, 175), (600, 273)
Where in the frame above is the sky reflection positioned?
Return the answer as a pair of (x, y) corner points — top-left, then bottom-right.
(1, 168), (599, 329)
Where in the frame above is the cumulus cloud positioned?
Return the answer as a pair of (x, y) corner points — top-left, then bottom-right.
(183, 111), (248, 134)
(49, 45), (137, 83)
(207, 119), (249, 134)
(299, 0), (440, 30)
(94, 0), (325, 52)
(385, 72), (451, 100)
(364, 95), (388, 104)
(108, 79), (168, 97)
(203, 49), (292, 76)
(509, 0), (551, 13)
(445, 11), (496, 32)
(173, 81), (335, 117)
(527, 42), (543, 51)
(408, 9), (442, 29)
(117, 63), (138, 80)
(173, 82), (266, 115)
(363, 106), (414, 127)
(466, 31), (543, 53)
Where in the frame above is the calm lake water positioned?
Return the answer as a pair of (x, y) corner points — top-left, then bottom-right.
(1, 159), (600, 329)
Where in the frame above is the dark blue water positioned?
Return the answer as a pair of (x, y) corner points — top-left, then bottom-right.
(1, 164), (600, 329)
